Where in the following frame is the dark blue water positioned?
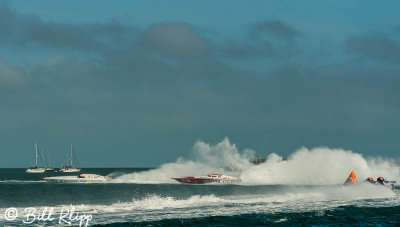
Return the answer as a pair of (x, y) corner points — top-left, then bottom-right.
(97, 207), (400, 226)
(1, 168), (399, 226)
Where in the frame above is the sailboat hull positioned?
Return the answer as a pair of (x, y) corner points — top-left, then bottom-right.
(60, 168), (81, 173)
(26, 168), (45, 173)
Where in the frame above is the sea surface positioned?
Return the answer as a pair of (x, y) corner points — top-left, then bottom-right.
(0, 168), (399, 226)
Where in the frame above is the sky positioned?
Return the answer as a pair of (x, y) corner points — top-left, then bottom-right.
(0, 1), (399, 167)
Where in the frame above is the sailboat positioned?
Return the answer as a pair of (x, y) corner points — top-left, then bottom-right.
(26, 144), (46, 173)
(45, 153), (56, 172)
(60, 144), (81, 172)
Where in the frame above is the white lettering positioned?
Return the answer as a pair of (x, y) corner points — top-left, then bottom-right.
(7, 206), (92, 226)
(59, 207), (72, 225)
(23, 207), (36, 224)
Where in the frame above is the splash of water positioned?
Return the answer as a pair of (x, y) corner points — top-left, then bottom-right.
(242, 147), (400, 185)
(113, 138), (254, 183)
(113, 138), (400, 185)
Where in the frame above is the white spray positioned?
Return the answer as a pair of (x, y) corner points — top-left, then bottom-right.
(113, 138), (400, 185)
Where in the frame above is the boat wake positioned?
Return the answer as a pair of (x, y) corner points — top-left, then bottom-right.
(1, 184), (397, 225)
(0, 180), (45, 183)
(113, 138), (400, 185)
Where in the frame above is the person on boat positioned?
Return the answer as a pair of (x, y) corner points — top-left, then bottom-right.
(366, 177), (374, 183)
(376, 176), (385, 185)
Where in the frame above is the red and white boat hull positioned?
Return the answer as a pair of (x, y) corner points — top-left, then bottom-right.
(172, 174), (241, 184)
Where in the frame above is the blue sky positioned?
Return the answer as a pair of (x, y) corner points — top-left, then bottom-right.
(1, 1), (400, 167)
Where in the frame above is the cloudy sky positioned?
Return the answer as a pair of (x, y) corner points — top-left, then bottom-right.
(1, 0), (399, 167)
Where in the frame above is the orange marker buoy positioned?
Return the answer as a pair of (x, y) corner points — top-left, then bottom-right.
(344, 170), (357, 185)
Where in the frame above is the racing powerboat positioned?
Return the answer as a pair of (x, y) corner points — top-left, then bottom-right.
(43, 174), (110, 183)
(172, 173), (241, 184)
(344, 171), (396, 189)
(366, 177), (396, 189)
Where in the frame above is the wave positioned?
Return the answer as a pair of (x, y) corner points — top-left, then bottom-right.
(0, 180), (45, 183)
(113, 138), (400, 185)
(1, 184), (396, 225)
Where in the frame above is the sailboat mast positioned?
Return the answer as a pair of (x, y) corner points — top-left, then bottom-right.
(35, 143), (38, 167)
(70, 144), (73, 167)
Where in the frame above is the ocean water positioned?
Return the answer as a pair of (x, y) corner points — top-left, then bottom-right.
(2, 140), (400, 226)
(0, 168), (399, 226)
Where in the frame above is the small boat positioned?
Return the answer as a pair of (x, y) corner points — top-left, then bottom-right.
(45, 153), (56, 172)
(60, 144), (81, 172)
(172, 173), (241, 184)
(26, 144), (45, 173)
(43, 174), (110, 183)
(344, 171), (396, 189)
(366, 177), (396, 190)
(26, 167), (45, 173)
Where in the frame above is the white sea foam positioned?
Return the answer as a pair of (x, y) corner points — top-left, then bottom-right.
(88, 185), (395, 213)
(112, 138), (254, 184)
(2, 185), (396, 225)
(241, 148), (400, 185)
(113, 138), (400, 185)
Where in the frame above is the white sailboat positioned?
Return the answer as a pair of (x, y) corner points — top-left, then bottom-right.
(45, 153), (56, 172)
(60, 144), (81, 172)
(26, 144), (46, 173)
